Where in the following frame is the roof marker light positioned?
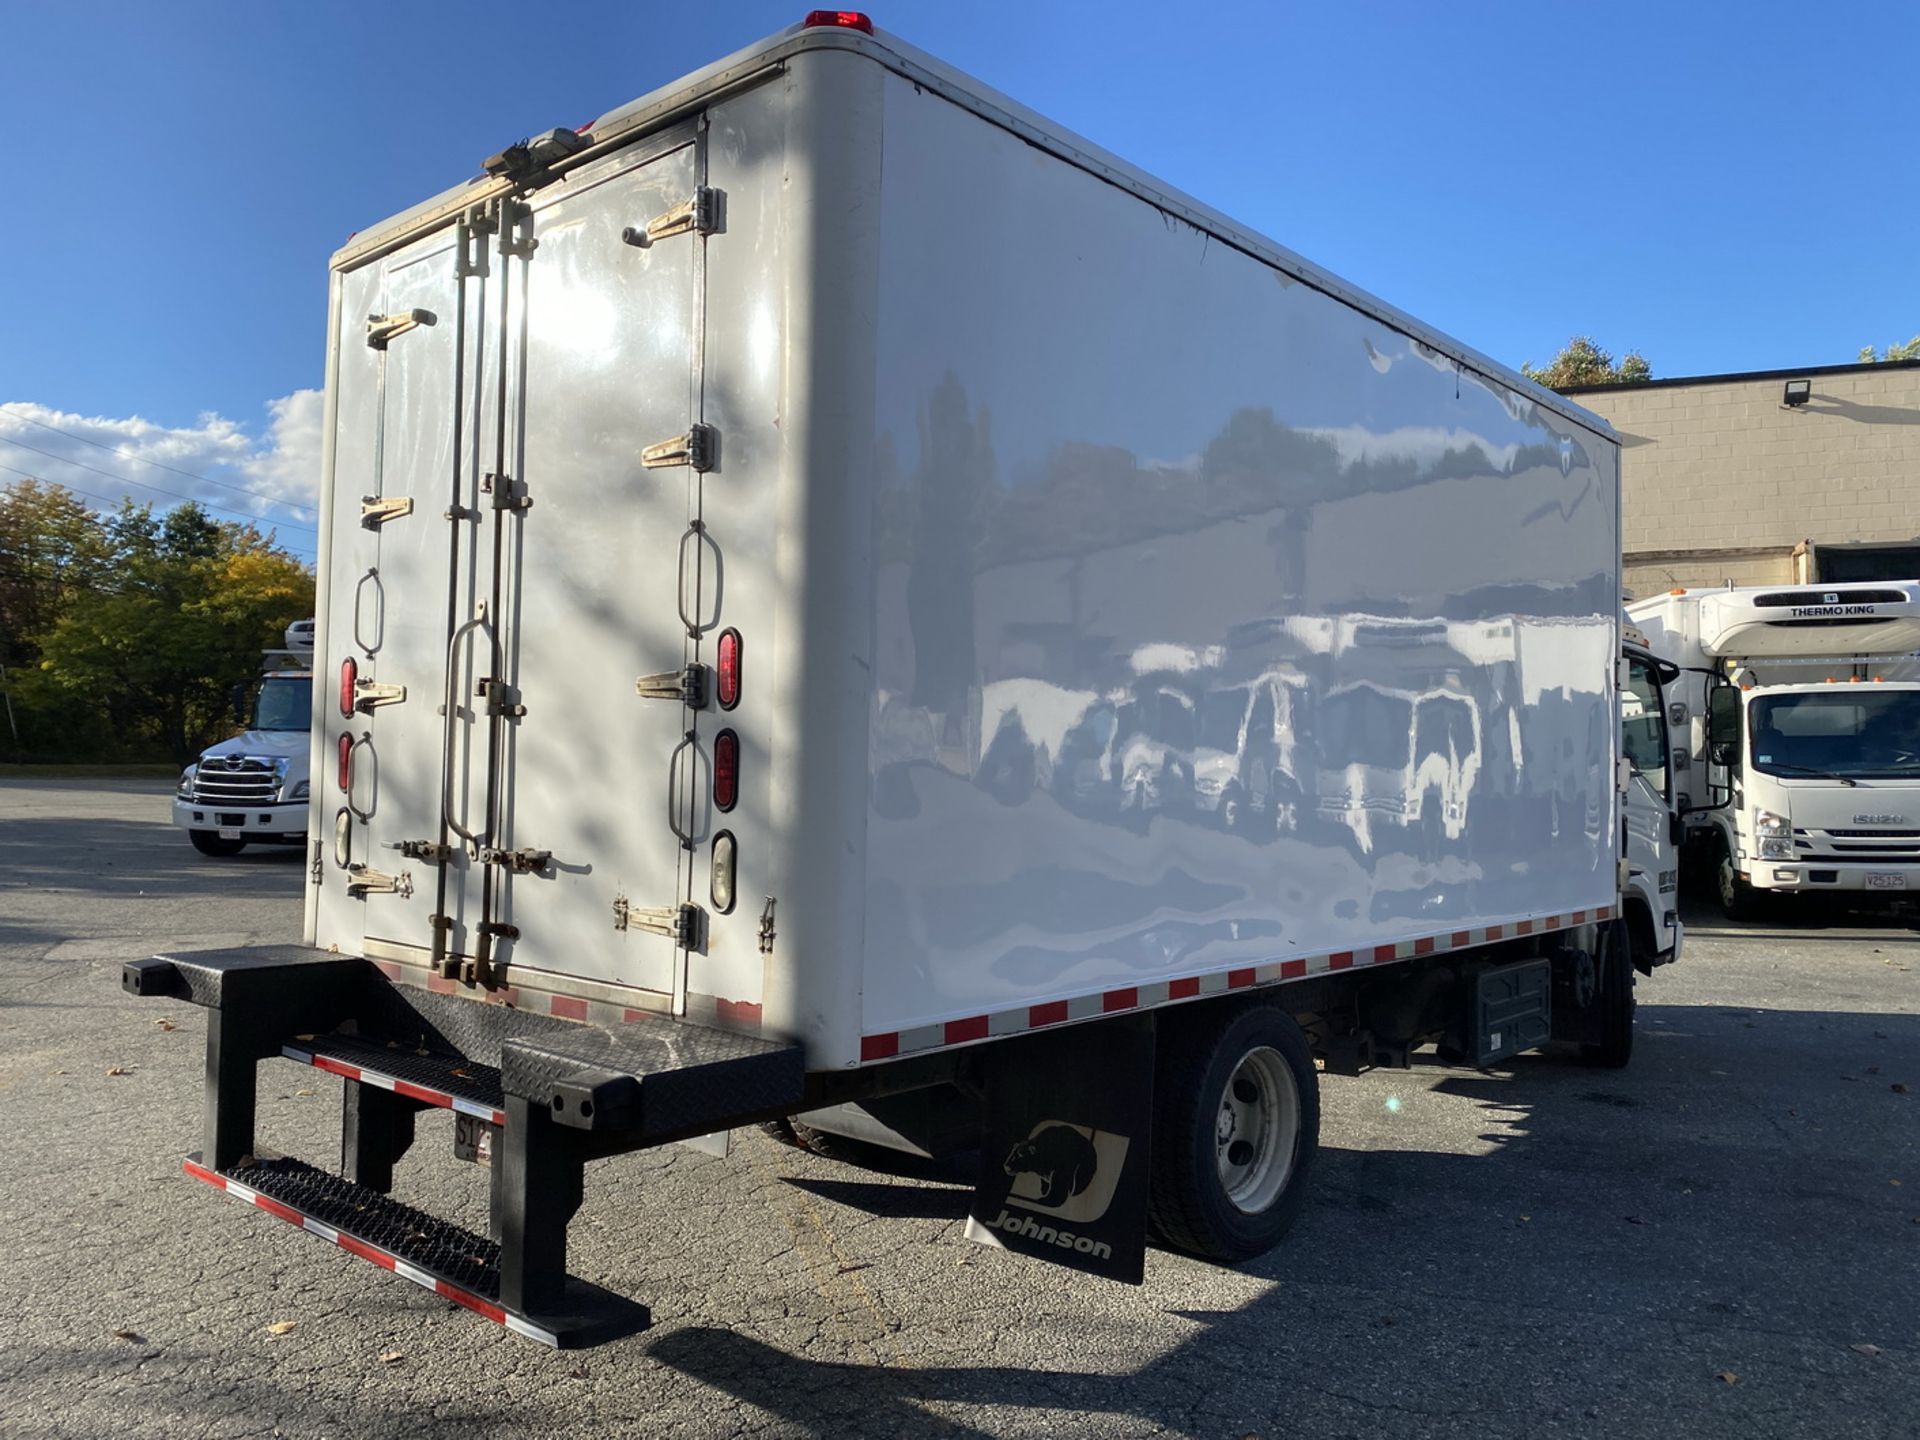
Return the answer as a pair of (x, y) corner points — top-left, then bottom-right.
(804, 10), (873, 32)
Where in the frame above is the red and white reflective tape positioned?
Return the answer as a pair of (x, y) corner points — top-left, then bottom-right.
(859, 908), (1614, 1062)
(183, 1158), (558, 1347)
(281, 1046), (506, 1127)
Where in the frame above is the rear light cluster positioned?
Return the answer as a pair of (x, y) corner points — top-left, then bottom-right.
(710, 628), (746, 911)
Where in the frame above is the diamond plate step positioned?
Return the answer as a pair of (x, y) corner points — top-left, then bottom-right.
(184, 1151), (648, 1348)
(283, 1033), (506, 1127)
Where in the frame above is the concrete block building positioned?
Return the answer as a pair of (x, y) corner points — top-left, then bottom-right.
(1563, 358), (1920, 598)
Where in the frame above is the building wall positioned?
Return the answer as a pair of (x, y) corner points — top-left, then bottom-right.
(1565, 361), (1920, 598)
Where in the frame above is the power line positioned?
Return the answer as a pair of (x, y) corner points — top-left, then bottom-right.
(0, 460), (317, 555)
(0, 407), (314, 514)
(0, 437), (318, 533)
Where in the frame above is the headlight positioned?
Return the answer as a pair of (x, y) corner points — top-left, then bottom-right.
(1753, 809), (1790, 838)
(1759, 837), (1794, 860)
(177, 766), (197, 798)
(286, 780), (310, 801)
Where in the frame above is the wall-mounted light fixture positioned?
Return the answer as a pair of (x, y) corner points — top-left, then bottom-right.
(1783, 379), (1812, 407)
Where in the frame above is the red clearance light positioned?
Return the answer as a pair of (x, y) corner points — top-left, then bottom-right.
(337, 733), (353, 792)
(803, 10), (872, 32)
(714, 728), (740, 812)
(717, 628), (742, 710)
(339, 657), (358, 718)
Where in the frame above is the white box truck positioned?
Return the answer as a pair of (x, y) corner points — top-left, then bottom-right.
(125, 12), (1680, 1346)
(170, 620), (315, 857)
(1628, 580), (1920, 917)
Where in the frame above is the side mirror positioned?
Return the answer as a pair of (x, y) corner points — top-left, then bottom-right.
(1707, 686), (1740, 751)
(231, 683), (250, 725)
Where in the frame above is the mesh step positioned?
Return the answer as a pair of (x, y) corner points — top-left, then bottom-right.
(284, 1033), (506, 1127)
(185, 1152), (648, 1348)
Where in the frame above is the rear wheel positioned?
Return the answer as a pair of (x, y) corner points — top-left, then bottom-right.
(188, 829), (246, 857)
(1149, 1001), (1319, 1261)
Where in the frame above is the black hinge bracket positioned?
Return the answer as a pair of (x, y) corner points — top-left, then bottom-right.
(476, 676), (526, 718)
(483, 471), (531, 511)
(634, 663), (707, 708)
(640, 423), (717, 473)
(481, 128), (590, 191)
(366, 309), (436, 350)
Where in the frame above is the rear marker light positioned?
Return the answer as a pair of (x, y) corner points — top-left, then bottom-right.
(337, 733), (353, 792)
(803, 9), (873, 32)
(712, 831), (737, 914)
(334, 808), (352, 867)
(339, 657), (357, 717)
(717, 628), (742, 710)
(714, 729), (739, 812)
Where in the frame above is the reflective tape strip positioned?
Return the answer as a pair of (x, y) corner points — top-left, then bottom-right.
(858, 910), (1611, 1061)
(285, 1049), (503, 1127)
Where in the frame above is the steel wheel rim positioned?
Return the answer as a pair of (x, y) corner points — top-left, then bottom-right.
(1215, 1045), (1299, 1214)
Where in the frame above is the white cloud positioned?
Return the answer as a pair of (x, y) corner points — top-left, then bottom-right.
(0, 392), (323, 552)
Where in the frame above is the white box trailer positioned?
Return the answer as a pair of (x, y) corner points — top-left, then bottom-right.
(126, 12), (1678, 1346)
(1628, 580), (1920, 916)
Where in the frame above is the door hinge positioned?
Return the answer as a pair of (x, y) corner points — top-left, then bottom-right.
(640, 423), (717, 473)
(480, 846), (551, 874)
(758, 896), (777, 955)
(634, 663), (707, 708)
(389, 838), (452, 863)
(309, 841), (324, 887)
(352, 679), (407, 713)
(345, 864), (412, 899)
(360, 495), (414, 528)
(613, 899), (703, 948)
(366, 309), (436, 350)
(626, 187), (721, 246)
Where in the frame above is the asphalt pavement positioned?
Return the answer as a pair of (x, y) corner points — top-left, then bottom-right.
(0, 777), (1915, 1439)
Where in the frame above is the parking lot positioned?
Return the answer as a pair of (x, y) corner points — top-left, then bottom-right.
(0, 775), (1914, 1439)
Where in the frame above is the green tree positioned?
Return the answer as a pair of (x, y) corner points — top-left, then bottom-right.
(1521, 337), (1652, 390)
(29, 496), (314, 762)
(1859, 335), (1920, 363)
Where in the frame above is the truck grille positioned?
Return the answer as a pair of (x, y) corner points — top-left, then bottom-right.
(1793, 827), (1920, 860)
(192, 759), (278, 804)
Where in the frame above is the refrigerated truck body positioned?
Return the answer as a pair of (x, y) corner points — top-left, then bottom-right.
(1628, 580), (1920, 917)
(124, 13), (1676, 1346)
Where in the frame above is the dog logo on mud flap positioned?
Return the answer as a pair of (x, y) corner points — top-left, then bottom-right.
(1002, 1121), (1129, 1225)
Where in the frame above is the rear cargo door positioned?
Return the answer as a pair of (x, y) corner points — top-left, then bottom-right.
(479, 129), (712, 1000)
(346, 230), (487, 962)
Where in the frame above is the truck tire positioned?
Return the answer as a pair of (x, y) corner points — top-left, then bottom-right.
(1581, 918), (1635, 1068)
(1714, 834), (1762, 922)
(188, 829), (246, 857)
(1149, 1001), (1319, 1262)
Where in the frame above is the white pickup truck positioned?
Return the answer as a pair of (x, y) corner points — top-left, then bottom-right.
(171, 622), (314, 856)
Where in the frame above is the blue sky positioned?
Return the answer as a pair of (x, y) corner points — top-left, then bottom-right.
(2, 1), (1914, 562)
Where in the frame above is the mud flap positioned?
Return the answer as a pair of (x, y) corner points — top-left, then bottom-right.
(963, 1013), (1154, 1284)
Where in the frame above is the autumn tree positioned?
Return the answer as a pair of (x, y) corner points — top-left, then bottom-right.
(1521, 337), (1652, 390)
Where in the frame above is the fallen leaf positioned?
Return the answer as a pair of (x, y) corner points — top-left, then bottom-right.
(295, 1089), (316, 1097)
(835, 1262), (872, 1276)
(267, 1320), (298, 1336)
(1850, 1343), (1883, 1357)
(106, 1066), (133, 1077)
(569, 1365), (590, 1380)
(1625, 1215), (1647, 1225)
(1517, 1215), (1531, 1224)
(1893, 1180), (1905, 1188)
(449, 1068), (471, 1079)
(295, 1034), (315, 1042)
(154, 1019), (176, 1032)
(1716, 1371), (1739, 1385)
(379, 1350), (405, 1365)
(113, 1329), (146, 1344)
(1893, 1084), (1910, 1095)
(1867, 1065), (1881, 1075)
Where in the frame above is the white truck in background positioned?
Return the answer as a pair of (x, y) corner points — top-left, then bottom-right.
(1628, 581), (1920, 917)
(171, 620), (315, 857)
(125, 13), (1680, 1348)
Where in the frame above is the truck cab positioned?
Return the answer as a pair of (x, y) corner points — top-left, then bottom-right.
(1628, 581), (1920, 917)
(172, 624), (315, 857)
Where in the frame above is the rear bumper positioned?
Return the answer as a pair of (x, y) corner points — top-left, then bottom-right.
(1744, 859), (1918, 895)
(172, 798), (307, 838)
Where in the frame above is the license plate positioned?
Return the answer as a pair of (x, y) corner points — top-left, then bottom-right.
(1865, 872), (1906, 890)
(454, 1113), (494, 1168)
(217, 828), (242, 840)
